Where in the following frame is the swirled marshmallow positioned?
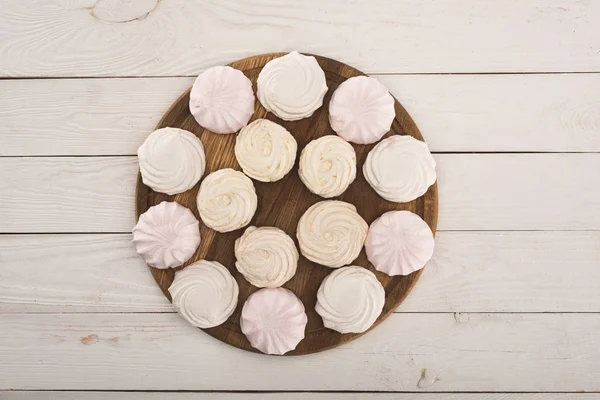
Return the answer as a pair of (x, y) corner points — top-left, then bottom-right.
(235, 226), (299, 288)
(329, 76), (395, 144)
(234, 119), (297, 182)
(257, 51), (328, 121)
(363, 135), (436, 202)
(296, 200), (367, 268)
(168, 260), (239, 328)
(366, 210), (434, 276)
(138, 127), (206, 195)
(132, 201), (201, 269)
(298, 135), (356, 198)
(241, 288), (307, 355)
(196, 168), (258, 233)
(316, 266), (385, 333)
(189, 66), (255, 134)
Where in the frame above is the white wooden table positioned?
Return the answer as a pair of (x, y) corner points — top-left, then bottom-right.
(1, 0), (599, 398)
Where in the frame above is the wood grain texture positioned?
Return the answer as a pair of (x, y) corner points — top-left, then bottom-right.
(1, 154), (598, 232)
(1, 313), (599, 391)
(135, 53), (438, 355)
(4, 393), (600, 400)
(3, 74), (600, 156)
(2, 232), (599, 313)
(1, 0), (599, 77)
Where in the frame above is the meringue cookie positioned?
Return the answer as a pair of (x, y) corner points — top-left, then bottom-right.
(366, 210), (434, 276)
(329, 76), (395, 144)
(257, 51), (328, 121)
(235, 226), (299, 288)
(363, 135), (436, 203)
(138, 127), (206, 195)
(299, 135), (356, 198)
(196, 168), (258, 233)
(132, 201), (201, 269)
(297, 200), (368, 268)
(234, 119), (297, 182)
(189, 66), (255, 134)
(169, 260), (239, 328)
(316, 266), (385, 334)
(240, 288), (307, 355)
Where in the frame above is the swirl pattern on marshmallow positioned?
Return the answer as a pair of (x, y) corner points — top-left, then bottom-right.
(257, 51), (328, 121)
(366, 210), (434, 276)
(235, 226), (299, 288)
(189, 66), (255, 134)
(197, 168), (258, 233)
(299, 135), (356, 198)
(241, 288), (308, 355)
(138, 127), (206, 195)
(363, 135), (436, 203)
(296, 200), (367, 268)
(234, 119), (297, 182)
(316, 266), (385, 334)
(329, 76), (395, 144)
(132, 201), (201, 269)
(168, 260), (239, 328)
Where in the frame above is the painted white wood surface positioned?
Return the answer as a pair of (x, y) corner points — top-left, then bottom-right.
(1, 231), (599, 313)
(1, 0), (599, 77)
(1, 0), (599, 396)
(4, 394), (600, 400)
(1, 154), (598, 233)
(1, 313), (599, 391)
(3, 74), (600, 156)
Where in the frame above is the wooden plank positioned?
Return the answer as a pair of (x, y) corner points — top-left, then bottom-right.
(1, 313), (598, 391)
(0, 78), (193, 156)
(3, 393), (600, 400)
(0, 154), (598, 232)
(1, 232), (599, 313)
(1, 0), (599, 77)
(3, 74), (600, 156)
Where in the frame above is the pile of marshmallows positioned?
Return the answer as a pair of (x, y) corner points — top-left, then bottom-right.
(132, 52), (437, 355)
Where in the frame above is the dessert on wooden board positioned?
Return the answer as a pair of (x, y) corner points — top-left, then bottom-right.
(296, 200), (368, 269)
(196, 168), (258, 233)
(168, 260), (239, 329)
(234, 226), (299, 288)
(298, 135), (357, 198)
(189, 65), (255, 134)
(315, 266), (386, 334)
(366, 210), (435, 276)
(240, 287), (308, 355)
(235, 118), (297, 182)
(257, 51), (328, 121)
(329, 76), (396, 145)
(138, 127), (205, 195)
(133, 51), (438, 355)
(363, 134), (437, 203)
(132, 201), (201, 269)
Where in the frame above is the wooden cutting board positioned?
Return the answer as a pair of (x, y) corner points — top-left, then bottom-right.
(135, 52), (438, 355)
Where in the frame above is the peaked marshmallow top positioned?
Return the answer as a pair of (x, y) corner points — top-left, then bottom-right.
(132, 201), (201, 269)
(316, 266), (385, 334)
(189, 66), (255, 134)
(138, 127), (206, 195)
(240, 288), (307, 355)
(169, 260), (239, 329)
(235, 226), (299, 288)
(299, 135), (357, 198)
(297, 200), (368, 268)
(329, 76), (395, 144)
(257, 52), (328, 121)
(363, 135), (436, 203)
(235, 119), (297, 182)
(366, 210), (434, 276)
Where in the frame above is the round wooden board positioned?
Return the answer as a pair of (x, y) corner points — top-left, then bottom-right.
(135, 52), (438, 355)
